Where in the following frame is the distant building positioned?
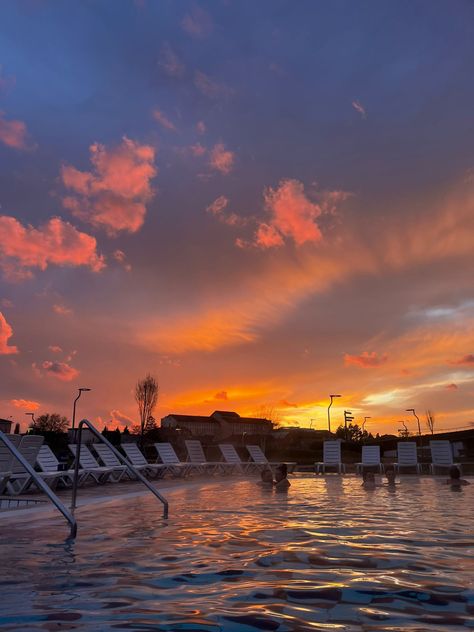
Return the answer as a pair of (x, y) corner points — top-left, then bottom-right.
(161, 410), (273, 439)
(0, 418), (13, 433)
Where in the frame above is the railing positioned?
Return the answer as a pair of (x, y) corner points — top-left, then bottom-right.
(0, 431), (77, 538)
(71, 419), (169, 520)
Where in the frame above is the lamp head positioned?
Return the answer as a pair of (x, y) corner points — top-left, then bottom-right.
(79, 387), (92, 392)
(330, 394), (341, 398)
(406, 408), (415, 413)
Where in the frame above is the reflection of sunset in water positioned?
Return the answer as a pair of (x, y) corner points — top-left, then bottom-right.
(1, 476), (472, 630)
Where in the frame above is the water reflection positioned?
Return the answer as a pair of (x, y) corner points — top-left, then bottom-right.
(0, 476), (472, 631)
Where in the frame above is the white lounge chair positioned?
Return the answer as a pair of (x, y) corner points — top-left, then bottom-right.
(154, 443), (193, 477)
(0, 434), (15, 494)
(121, 443), (167, 479)
(36, 444), (87, 488)
(218, 444), (249, 474)
(356, 445), (383, 473)
(430, 440), (460, 474)
(315, 440), (345, 474)
(69, 444), (117, 484)
(185, 440), (228, 475)
(395, 442), (420, 473)
(246, 444), (297, 474)
(91, 444), (129, 482)
(7, 435), (60, 494)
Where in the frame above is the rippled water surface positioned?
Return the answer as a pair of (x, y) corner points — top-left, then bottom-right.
(0, 476), (473, 631)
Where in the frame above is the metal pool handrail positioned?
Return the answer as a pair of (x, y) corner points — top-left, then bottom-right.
(0, 430), (78, 538)
(70, 419), (169, 520)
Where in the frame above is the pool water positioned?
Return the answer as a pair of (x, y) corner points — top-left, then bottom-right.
(0, 476), (473, 631)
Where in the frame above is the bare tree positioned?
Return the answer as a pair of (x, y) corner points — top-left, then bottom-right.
(253, 404), (282, 428)
(135, 374), (159, 442)
(426, 410), (435, 435)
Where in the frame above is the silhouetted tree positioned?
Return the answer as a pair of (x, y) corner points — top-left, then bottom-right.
(335, 422), (373, 443)
(30, 413), (69, 433)
(123, 426), (130, 436)
(253, 404), (281, 427)
(135, 374), (159, 442)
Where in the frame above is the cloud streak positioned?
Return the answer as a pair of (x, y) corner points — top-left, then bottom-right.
(344, 351), (388, 368)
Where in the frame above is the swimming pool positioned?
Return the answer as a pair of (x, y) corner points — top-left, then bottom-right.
(1, 476), (473, 631)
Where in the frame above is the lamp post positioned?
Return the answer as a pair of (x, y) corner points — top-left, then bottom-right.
(327, 394), (341, 433)
(398, 420), (409, 437)
(406, 408), (421, 436)
(25, 412), (36, 425)
(310, 418), (317, 429)
(363, 416), (371, 432)
(72, 388), (92, 431)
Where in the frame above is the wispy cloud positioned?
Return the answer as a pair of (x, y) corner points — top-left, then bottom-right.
(194, 71), (231, 99)
(0, 111), (33, 150)
(182, 6), (213, 38)
(450, 354), (474, 365)
(344, 351), (388, 368)
(152, 109), (176, 131)
(351, 99), (366, 118)
(206, 195), (246, 226)
(61, 136), (157, 235)
(110, 409), (135, 427)
(0, 312), (18, 355)
(196, 120), (206, 135)
(158, 43), (185, 77)
(35, 360), (79, 381)
(0, 216), (104, 280)
(209, 143), (235, 174)
(53, 303), (73, 316)
(48, 345), (62, 353)
(10, 398), (40, 410)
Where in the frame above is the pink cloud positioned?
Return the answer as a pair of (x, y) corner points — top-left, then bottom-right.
(182, 6), (213, 38)
(10, 398), (40, 411)
(36, 360), (79, 382)
(158, 43), (185, 77)
(352, 100), (367, 118)
(152, 109), (176, 131)
(0, 312), (18, 355)
(48, 345), (63, 353)
(206, 196), (247, 227)
(53, 303), (73, 316)
(446, 383), (458, 390)
(253, 179), (349, 249)
(190, 143), (206, 157)
(0, 111), (32, 150)
(209, 143), (235, 174)
(344, 351), (388, 368)
(450, 354), (474, 365)
(110, 409), (135, 427)
(196, 120), (206, 135)
(194, 71), (230, 99)
(113, 249), (132, 271)
(0, 66), (15, 93)
(0, 216), (104, 280)
(61, 136), (157, 235)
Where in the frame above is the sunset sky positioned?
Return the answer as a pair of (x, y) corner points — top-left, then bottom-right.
(1, 1), (474, 435)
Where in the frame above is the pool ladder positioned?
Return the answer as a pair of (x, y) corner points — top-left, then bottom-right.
(0, 420), (169, 539)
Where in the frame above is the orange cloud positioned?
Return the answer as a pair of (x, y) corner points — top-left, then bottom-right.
(0, 312), (18, 355)
(158, 43), (185, 77)
(0, 111), (32, 150)
(110, 409), (135, 427)
(182, 6), (213, 38)
(194, 71), (230, 99)
(53, 303), (73, 316)
(352, 100), (366, 118)
(279, 399), (299, 408)
(0, 216), (104, 279)
(446, 383), (458, 390)
(344, 351), (388, 368)
(255, 179), (348, 248)
(61, 136), (157, 235)
(152, 109), (176, 131)
(450, 354), (474, 365)
(36, 360), (79, 381)
(214, 391), (228, 400)
(209, 143), (235, 174)
(48, 345), (62, 353)
(10, 399), (40, 411)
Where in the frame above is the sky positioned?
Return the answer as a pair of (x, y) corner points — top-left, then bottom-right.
(1, 0), (474, 435)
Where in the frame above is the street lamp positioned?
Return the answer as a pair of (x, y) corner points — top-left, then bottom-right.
(25, 412), (36, 424)
(327, 394), (341, 433)
(72, 388), (92, 431)
(363, 416), (371, 432)
(406, 408), (421, 436)
(398, 420), (409, 437)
